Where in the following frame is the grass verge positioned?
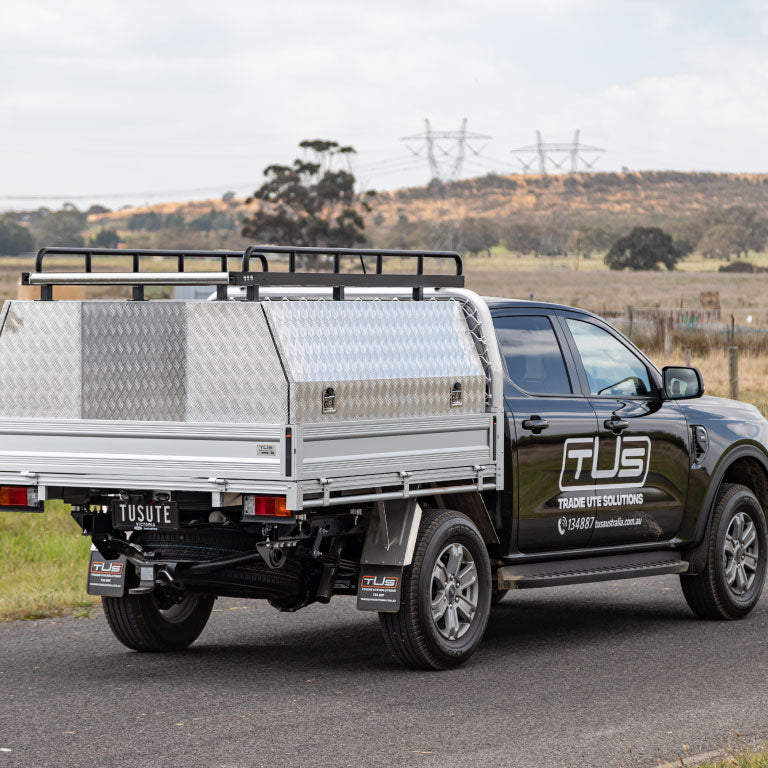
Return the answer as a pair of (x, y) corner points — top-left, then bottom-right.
(0, 500), (97, 621)
(701, 750), (768, 767)
(665, 743), (768, 767)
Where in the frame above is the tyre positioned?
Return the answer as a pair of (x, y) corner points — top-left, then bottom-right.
(102, 590), (214, 652)
(103, 528), (306, 651)
(681, 483), (768, 620)
(379, 508), (492, 670)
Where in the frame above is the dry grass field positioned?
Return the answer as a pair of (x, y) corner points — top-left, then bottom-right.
(465, 264), (768, 314)
(3, 248), (768, 309)
(654, 346), (768, 415)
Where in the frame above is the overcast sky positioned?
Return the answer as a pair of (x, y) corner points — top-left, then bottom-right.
(2, 0), (767, 210)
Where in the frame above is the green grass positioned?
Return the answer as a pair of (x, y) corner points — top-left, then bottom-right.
(684, 744), (768, 767)
(0, 500), (97, 621)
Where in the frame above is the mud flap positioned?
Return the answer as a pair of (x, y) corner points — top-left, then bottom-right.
(87, 549), (127, 597)
(356, 499), (421, 612)
(357, 566), (403, 612)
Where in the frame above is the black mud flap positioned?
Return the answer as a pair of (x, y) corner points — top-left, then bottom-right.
(87, 550), (127, 597)
(356, 565), (403, 613)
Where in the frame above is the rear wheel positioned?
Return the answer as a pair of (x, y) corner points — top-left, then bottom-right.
(681, 483), (768, 620)
(379, 508), (492, 670)
(102, 527), (307, 650)
(102, 590), (214, 652)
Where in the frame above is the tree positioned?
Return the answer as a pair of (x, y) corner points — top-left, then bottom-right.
(697, 207), (768, 260)
(570, 223), (615, 256)
(698, 224), (742, 260)
(241, 139), (375, 250)
(87, 227), (120, 249)
(128, 211), (164, 231)
(459, 217), (498, 257)
(604, 227), (682, 270)
(502, 221), (542, 255)
(85, 204), (111, 216)
(380, 218), (432, 250)
(34, 207), (86, 247)
(0, 215), (34, 255)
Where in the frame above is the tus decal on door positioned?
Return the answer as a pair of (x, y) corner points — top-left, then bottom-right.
(559, 435), (651, 491)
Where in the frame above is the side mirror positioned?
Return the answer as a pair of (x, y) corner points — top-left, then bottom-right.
(662, 366), (705, 400)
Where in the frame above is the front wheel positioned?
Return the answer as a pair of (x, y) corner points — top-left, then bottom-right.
(102, 590), (215, 652)
(379, 508), (492, 670)
(681, 483), (768, 620)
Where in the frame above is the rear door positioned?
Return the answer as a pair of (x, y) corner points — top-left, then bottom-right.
(557, 312), (691, 545)
(493, 311), (599, 553)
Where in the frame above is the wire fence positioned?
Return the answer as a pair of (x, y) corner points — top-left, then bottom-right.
(604, 307), (768, 354)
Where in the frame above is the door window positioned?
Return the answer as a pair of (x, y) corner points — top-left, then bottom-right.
(566, 319), (652, 397)
(494, 315), (572, 395)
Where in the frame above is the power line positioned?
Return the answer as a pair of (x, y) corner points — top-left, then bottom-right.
(401, 118), (492, 183)
(511, 130), (605, 174)
(0, 182), (258, 202)
(398, 117), (493, 251)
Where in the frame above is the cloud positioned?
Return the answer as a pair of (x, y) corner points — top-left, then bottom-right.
(2, 0), (768, 204)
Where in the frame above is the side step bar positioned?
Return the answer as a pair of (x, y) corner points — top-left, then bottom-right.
(498, 551), (689, 590)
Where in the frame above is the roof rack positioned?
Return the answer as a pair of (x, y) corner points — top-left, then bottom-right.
(237, 245), (463, 300)
(21, 245), (463, 301)
(23, 247), (259, 301)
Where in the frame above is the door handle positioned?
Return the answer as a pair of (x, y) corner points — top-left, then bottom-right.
(522, 416), (549, 432)
(604, 418), (629, 432)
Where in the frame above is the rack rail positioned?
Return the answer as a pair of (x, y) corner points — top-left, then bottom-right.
(21, 246), (464, 301)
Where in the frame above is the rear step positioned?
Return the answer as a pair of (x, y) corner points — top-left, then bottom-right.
(498, 551), (689, 590)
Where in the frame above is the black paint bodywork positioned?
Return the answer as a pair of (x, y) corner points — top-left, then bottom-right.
(487, 298), (768, 565)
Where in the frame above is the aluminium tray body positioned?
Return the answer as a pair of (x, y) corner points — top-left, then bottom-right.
(0, 298), (499, 507)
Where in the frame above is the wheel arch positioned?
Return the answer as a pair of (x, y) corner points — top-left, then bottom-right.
(686, 444), (768, 574)
(432, 491), (499, 546)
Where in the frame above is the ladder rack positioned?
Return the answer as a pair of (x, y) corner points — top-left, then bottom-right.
(21, 246), (464, 301)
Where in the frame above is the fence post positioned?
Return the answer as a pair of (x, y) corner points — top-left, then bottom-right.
(626, 305), (633, 340)
(664, 314), (673, 356)
(685, 348), (691, 367)
(728, 346), (739, 400)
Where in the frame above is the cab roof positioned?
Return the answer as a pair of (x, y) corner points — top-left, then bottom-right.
(482, 297), (599, 320)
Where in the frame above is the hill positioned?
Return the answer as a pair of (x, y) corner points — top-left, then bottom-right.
(83, 171), (768, 251)
(378, 170), (768, 224)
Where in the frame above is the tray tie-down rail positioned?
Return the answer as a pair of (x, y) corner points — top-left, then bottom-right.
(21, 245), (464, 301)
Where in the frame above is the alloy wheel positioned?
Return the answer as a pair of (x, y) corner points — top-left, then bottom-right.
(723, 510), (760, 596)
(430, 543), (479, 640)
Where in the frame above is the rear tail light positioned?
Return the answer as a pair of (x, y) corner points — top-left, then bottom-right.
(243, 495), (290, 518)
(0, 486), (30, 507)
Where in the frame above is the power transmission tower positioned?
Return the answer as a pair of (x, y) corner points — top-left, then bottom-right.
(399, 118), (492, 251)
(511, 130), (605, 174)
(401, 118), (491, 183)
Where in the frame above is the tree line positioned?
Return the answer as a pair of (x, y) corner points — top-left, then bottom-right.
(377, 205), (768, 270)
(0, 199), (245, 255)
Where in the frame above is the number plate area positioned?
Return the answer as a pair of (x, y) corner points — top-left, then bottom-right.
(111, 500), (179, 531)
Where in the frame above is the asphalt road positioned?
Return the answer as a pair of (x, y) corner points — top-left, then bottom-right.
(1, 576), (767, 768)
